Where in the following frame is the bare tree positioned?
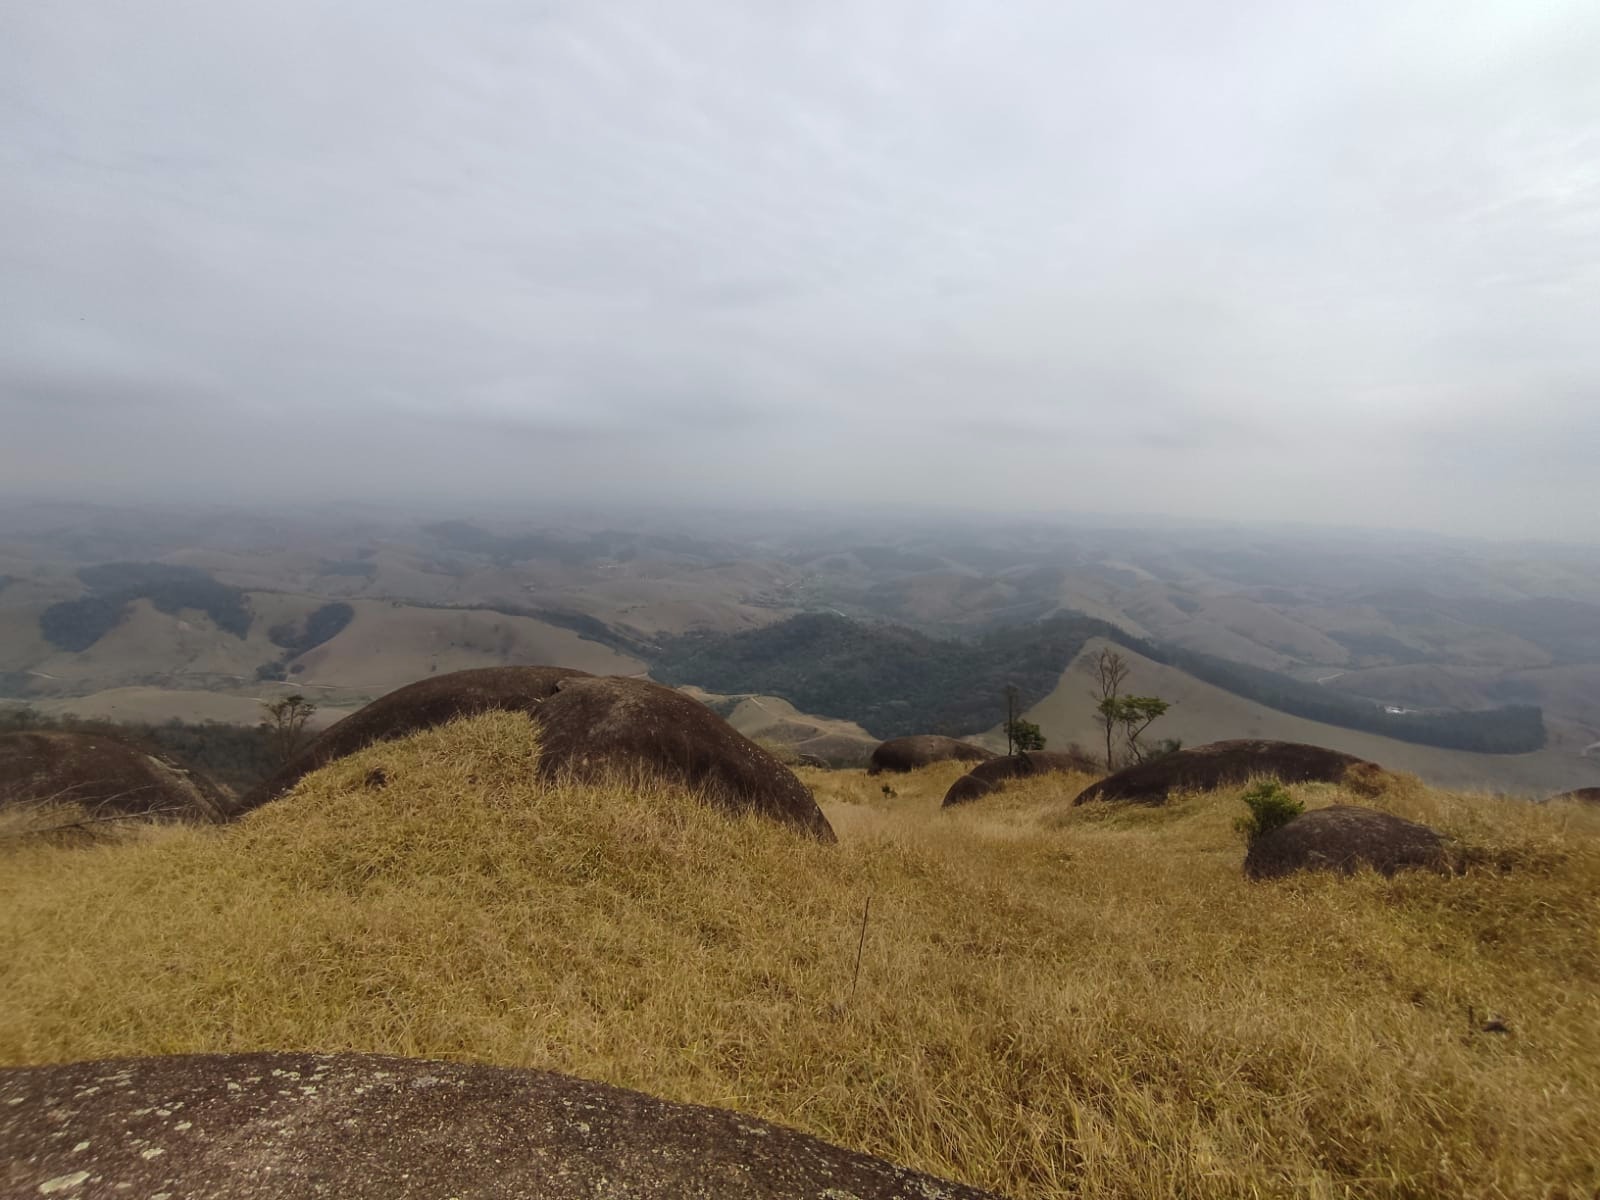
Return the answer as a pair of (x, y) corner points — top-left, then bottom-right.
(1090, 648), (1130, 770)
(261, 694), (317, 766)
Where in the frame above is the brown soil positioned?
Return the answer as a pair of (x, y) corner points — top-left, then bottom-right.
(1073, 740), (1381, 806)
(0, 1053), (999, 1199)
(0, 730), (232, 822)
(868, 736), (996, 775)
(942, 750), (1100, 807)
(250, 666), (591, 806)
(536, 676), (835, 841)
(1244, 804), (1452, 879)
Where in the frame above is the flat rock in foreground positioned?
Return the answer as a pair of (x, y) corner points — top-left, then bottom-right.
(0, 1053), (999, 1200)
(1073, 740), (1380, 806)
(1244, 804), (1452, 880)
(868, 736), (995, 775)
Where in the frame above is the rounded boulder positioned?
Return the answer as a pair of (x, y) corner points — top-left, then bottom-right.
(1244, 804), (1452, 879)
(942, 750), (1099, 807)
(1074, 740), (1381, 806)
(249, 666), (592, 808)
(868, 735), (996, 775)
(0, 730), (232, 823)
(0, 1053), (1000, 1200)
(536, 675), (835, 841)
(1550, 787), (1600, 804)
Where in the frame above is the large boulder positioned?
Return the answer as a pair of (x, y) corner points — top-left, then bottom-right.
(250, 666), (592, 806)
(942, 750), (1099, 807)
(1550, 787), (1600, 804)
(1244, 805), (1452, 879)
(245, 668), (834, 842)
(0, 1053), (1000, 1199)
(536, 675), (835, 841)
(868, 735), (996, 775)
(0, 730), (231, 822)
(1074, 740), (1380, 806)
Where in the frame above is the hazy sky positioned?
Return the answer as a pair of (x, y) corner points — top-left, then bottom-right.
(3, 1), (1597, 539)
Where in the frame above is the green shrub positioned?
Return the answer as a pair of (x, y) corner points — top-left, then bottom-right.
(1234, 781), (1304, 843)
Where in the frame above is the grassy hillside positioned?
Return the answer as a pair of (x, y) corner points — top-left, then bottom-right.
(654, 612), (1126, 738)
(286, 599), (644, 691)
(654, 613), (1547, 754)
(4, 714), (1599, 1198)
(1027, 639), (1595, 795)
(678, 686), (879, 766)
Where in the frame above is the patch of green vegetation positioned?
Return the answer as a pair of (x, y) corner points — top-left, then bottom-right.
(654, 612), (1119, 739)
(1234, 781), (1304, 843)
(1327, 630), (1432, 664)
(268, 602), (355, 655)
(654, 612), (1547, 754)
(39, 563), (252, 651)
(1144, 642), (1545, 754)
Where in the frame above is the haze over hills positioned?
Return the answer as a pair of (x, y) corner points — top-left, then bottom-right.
(1, 501), (1597, 794)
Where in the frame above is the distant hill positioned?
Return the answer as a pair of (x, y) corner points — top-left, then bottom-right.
(652, 612), (1547, 754)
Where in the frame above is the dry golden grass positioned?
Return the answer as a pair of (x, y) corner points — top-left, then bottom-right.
(4, 713), (1599, 1199)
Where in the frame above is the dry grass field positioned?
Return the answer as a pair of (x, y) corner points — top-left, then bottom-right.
(3, 714), (1599, 1198)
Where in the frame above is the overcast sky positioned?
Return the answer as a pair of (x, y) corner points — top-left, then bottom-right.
(3, 1), (1597, 540)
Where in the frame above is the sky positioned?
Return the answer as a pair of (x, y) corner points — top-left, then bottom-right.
(2, 0), (1598, 540)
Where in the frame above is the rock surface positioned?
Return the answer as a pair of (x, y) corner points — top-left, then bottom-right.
(1073, 740), (1380, 806)
(0, 730), (232, 822)
(0, 1052), (999, 1199)
(1244, 804), (1452, 879)
(536, 675), (835, 841)
(1550, 787), (1600, 804)
(942, 751), (1099, 807)
(868, 736), (995, 775)
(244, 668), (833, 841)
(250, 666), (590, 806)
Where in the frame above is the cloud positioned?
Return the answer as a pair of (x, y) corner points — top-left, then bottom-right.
(1, 0), (1597, 538)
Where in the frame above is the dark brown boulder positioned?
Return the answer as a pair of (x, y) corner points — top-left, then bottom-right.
(1550, 787), (1600, 804)
(868, 735), (996, 775)
(1244, 804), (1452, 879)
(0, 1053), (1001, 1199)
(0, 730), (231, 822)
(248, 666), (592, 808)
(536, 675), (835, 842)
(1073, 740), (1381, 806)
(942, 750), (1099, 807)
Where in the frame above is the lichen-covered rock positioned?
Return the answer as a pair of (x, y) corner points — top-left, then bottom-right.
(1244, 805), (1451, 879)
(0, 1053), (1001, 1199)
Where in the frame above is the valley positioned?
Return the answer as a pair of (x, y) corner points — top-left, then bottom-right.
(2, 502), (1597, 795)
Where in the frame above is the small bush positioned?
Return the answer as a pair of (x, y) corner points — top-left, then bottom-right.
(1235, 781), (1304, 843)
